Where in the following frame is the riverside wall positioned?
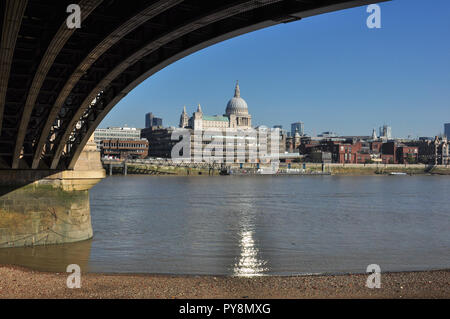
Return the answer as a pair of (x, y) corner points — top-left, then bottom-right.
(112, 161), (450, 176)
(300, 163), (450, 175)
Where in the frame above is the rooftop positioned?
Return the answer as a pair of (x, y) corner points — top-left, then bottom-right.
(203, 115), (229, 122)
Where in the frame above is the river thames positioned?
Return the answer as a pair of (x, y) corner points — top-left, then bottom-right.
(0, 175), (449, 276)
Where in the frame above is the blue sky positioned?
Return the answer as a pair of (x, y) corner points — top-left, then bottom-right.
(100, 0), (450, 138)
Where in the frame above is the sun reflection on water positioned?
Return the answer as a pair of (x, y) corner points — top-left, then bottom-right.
(233, 227), (268, 277)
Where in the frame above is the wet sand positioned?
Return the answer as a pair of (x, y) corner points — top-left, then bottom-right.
(0, 266), (448, 299)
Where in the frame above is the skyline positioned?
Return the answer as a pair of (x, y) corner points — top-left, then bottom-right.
(99, 0), (450, 138)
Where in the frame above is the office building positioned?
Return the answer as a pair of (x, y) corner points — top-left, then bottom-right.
(145, 112), (163, 129)
(94, 127), (141, 150)
(445, 123), (450, 140)
(101, 139), (149, 159)
(291, 122), (304, 137)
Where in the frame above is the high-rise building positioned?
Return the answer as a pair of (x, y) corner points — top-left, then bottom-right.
(445, 123), (450, 140)
(145, 112), (153, 128)
(379, 125), (392, 140)
(145, 112), (163, 129)
(153, 117), (163, 127)
(291, 122), (304, 137)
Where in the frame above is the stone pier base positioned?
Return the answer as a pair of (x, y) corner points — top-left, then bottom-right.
(0, 138), (105, 248)
(0, 183), (95, 248)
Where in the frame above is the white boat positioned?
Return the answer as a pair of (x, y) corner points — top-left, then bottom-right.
(257, 168), (277, 175)
(389, 172), (407, 176)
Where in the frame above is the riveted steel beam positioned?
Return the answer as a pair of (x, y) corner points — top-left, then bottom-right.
(32, 0), (184, 169)
(0, 0), (27, 132)
(11, 0), (103, 168)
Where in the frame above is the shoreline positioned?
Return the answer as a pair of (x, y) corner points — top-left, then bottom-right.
(107, 171), (450, 177)
(108, 162), (450, 177)
(1, 265), (448, 299)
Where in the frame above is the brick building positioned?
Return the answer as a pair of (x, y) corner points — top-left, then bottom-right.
(298, 138), (418, 164)
(397, 145), (419, 164)
(406, 136), (449, 165)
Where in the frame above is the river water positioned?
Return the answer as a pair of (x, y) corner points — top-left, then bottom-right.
(1, 175), (449, 276)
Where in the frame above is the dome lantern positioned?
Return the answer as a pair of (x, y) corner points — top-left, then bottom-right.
(226, 81), (248, 115)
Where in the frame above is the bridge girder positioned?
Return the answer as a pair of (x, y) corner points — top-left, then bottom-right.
(0, 0), (385, 170)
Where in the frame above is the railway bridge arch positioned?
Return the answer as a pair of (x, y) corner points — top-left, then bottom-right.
(0, 0), (384, 247)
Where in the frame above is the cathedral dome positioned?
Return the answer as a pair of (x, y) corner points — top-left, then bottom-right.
(226, 82), (248, 115)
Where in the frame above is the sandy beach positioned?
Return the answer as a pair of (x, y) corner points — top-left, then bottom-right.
(0, 266), (448, 299)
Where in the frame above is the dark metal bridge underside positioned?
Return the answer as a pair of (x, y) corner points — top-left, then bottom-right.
(0, 0), (381, 171)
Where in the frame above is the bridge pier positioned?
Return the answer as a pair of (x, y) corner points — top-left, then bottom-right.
(0, 138), (105, 248)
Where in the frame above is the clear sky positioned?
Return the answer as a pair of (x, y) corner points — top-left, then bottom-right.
(99, 0), (450, 138)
